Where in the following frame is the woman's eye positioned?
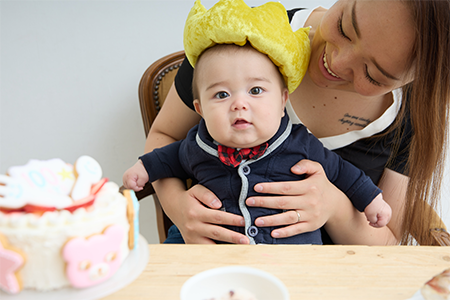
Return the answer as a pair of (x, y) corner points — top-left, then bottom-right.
(215, 91), (229, 99)
(365, 65), (382, 87)
(337, 15), (351, 41)
(249, 87), (263, 95)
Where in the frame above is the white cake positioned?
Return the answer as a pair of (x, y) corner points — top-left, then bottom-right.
(0, 156), (139, 294)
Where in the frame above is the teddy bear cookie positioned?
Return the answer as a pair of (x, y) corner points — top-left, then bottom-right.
(63, 225), (125, 288)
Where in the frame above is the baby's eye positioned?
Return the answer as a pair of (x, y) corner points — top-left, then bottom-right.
(215, 91), (229, 99)
(249, 87), (263, 95)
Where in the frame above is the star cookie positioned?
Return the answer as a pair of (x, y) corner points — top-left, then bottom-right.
(0, 233), (25, 294)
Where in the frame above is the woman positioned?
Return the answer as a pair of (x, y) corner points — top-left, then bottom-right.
(142, 0), (450, 245)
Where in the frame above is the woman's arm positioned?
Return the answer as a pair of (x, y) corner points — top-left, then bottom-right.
(246, 160), (402, 245)
(144, 83), (200, 152)
(375, 169), (408, 241)
(145, 83), (248, 244)
(323, 168), (405, 245)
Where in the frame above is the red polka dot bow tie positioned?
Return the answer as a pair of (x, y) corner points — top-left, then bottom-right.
(217, 143), (269, 168)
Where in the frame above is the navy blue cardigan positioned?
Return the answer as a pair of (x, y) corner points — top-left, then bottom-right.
(140, 114), (381, 245)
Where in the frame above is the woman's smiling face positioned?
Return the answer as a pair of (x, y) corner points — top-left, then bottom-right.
(308, 0), (416, 97)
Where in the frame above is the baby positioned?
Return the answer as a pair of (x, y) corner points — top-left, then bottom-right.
(123, 0), (392, 244)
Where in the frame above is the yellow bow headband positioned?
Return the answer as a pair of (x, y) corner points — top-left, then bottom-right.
(183, 0), (311, 93)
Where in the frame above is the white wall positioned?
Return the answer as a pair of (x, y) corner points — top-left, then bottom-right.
(1, 0), (448, 244)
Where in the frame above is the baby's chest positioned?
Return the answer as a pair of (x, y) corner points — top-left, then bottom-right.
(198, 152), (307, 200)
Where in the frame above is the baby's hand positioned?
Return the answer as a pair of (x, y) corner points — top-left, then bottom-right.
(364, 194), (392, 228)
(122, 160), (149, 192)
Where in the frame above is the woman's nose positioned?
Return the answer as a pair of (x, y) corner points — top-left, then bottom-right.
(331, 46), (356, 78)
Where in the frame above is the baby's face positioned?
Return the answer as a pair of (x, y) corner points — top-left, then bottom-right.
(194, 46), (288, 149)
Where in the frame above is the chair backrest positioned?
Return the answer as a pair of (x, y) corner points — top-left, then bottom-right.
(139, 50), (185, 134)
(135, 50), (450, 246)
(136, 50), (185, 243)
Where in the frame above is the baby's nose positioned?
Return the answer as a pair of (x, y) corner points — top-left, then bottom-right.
(231, 95), (248, 111)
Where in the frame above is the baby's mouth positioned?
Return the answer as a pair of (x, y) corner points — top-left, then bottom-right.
(232, 118), (251, 128)
(234, 119), (249, 125)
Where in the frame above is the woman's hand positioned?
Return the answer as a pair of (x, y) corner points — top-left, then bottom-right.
(246, 159), (337, 238)
(178, 185), (250, 244)
(154, 178), (249, 244)
(245, 159), (398, 245)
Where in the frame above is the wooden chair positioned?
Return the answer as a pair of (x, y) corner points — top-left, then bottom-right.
(135, 50), (185, 243)
(135, 50), (450, 246)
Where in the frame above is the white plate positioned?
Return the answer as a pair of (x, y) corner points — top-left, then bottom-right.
(408, 290), (425, 300)
(180, 266), (290, 300)
(2, 234), (149, 300)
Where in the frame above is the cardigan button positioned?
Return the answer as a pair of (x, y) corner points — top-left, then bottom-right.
(242, 165), (250, 175)
(247, 225), (258, 237)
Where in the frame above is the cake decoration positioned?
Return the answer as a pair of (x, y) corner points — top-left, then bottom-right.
(0, 234), (25, 294)
(62, 224), (125, 288)
(0, 158), (74, 210)
(7, 158), (75, 195)
(124, 189), (140, 250)
(0, 156), (137, 293)
(0, 156), (104, 213)
(71, 155), (102, 201)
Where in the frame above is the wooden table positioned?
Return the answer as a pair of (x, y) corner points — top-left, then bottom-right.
(103, 244), (450, 300)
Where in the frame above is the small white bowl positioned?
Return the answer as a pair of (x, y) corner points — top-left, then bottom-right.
(180, 266), (289, 300)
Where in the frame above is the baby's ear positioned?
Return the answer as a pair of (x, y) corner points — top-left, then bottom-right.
(281, 88), (289, 111)
(282, 89), (289, 104)
(193, 99), (203, 117)
(279, 88), (289, 117)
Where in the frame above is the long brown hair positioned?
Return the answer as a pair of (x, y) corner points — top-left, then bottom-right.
(400, 0), (450, 245)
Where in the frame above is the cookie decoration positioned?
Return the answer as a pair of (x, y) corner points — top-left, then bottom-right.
(0, 156), (104, 213)
(62, 224), (125, 288)
(124, 189), (140, 250)
(0, 234), (26, 294)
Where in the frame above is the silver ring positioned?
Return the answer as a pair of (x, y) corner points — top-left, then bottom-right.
(296, 211), (301, 223)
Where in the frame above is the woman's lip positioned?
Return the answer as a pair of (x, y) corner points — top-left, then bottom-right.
(319, 48), (343, 81)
